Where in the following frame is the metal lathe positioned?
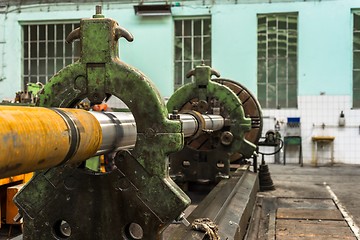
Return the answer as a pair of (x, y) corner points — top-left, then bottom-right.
(0, 6), (267, 240)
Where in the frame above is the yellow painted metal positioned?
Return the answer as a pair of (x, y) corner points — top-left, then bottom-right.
(0, 173), (33, 186)
(0, 106), (102, 178)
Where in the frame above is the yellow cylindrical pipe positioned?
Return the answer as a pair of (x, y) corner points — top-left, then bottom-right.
(0, 106), (225, 178)
(0, 106), (102, 178)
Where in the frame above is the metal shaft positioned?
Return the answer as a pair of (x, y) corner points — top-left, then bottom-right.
(0, 106), (225, 178)
(89, 111), (136, 155)
(176, 113), (225, 137)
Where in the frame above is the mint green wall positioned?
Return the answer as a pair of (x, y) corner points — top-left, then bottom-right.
(298, 1), (353, 96)
(211, 1), (357, 96)
(0, 3), (175, 99)
(0, 9), (24, 100)
(109, 12), (174, 97)
(0, 0), (359, 101)
(0, 6), (92, 100)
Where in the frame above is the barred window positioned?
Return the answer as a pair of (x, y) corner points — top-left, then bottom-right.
(22, 23), (80, 86)
(353, 13), (360, 108)
(257, 13), (298, 108)
(174, 18), (211, 90)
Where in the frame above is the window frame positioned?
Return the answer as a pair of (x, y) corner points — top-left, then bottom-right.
(173, 16), (211, 90)
(21, 21), (80, 88)
(257, 12), (298, 109)
(353, 12), (360, 108)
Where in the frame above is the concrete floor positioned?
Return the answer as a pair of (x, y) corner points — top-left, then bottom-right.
(259, 163), (360, 237)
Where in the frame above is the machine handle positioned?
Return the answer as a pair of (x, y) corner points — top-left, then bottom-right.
(115, 26), (134, 42)
(66, 28), (80, 43)
(210, 69), (221, 78)
(65, 26), (134, 43)
(186, 67), (221, 78)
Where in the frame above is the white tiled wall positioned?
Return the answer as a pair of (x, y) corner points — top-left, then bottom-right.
(107, 94), (360, 165)
(261, 95), (360, 165)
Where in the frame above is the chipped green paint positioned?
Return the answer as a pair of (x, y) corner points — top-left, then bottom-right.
(167, 64), (256, 158)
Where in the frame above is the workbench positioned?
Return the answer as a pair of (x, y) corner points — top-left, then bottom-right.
(311, 136), (335, 167)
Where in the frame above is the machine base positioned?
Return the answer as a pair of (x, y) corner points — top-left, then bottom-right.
(164, 166), (259, 239)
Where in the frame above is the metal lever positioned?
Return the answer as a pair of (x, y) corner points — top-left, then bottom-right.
(66, 5), (134, 44)
(65, 28), (80, 43)
(115, 26), (134, 42)
(210, 68), (221, 78)
(186, 67), (221, 78)
(65, 26), (134, 44)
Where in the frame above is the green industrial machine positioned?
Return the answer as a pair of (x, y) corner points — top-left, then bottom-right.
(167, 64), (262, 184)
(2, 5), (263, 240)
(14, 6), (189, 240)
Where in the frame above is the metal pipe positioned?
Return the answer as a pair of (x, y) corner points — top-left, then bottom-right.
(0, 106), (225, 178)
(0, 106), (102, 178)
(0, 107), (139, 177)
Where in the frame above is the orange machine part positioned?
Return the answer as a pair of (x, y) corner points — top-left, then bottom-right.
(0, 106), (102, 178)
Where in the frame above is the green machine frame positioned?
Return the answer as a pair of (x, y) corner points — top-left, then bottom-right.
(14, 7), (190, 240)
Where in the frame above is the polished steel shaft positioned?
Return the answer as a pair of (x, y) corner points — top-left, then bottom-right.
(89, 111), (137, 155)
(0, 106), (225, 178)
(177, 113), (225, 137)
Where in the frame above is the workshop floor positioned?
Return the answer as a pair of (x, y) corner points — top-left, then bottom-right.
(251, 163), (360, 239)
(2, 163), (360, 239)
(263, 163), (360, 226)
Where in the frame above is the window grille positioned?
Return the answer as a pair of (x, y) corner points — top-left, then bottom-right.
(353, 13), (360, 108)
(257, 13), (298, 108)
(22, 23), (80, 87)
(174, 18), (211, 90)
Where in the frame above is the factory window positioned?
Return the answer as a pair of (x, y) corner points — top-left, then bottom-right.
(353, 13), (360, 108)
(174, 18), (211, 90)
(257, 13), (298, 109)
(22, 23), (80, 86)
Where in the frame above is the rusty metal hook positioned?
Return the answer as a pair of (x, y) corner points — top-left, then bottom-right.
(186, 69), (195, 78)
(115, 26), (134, 42)
(65, 27), (80, 43)
(211, 69), (220, 78)
(186, 68), (221, 78)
